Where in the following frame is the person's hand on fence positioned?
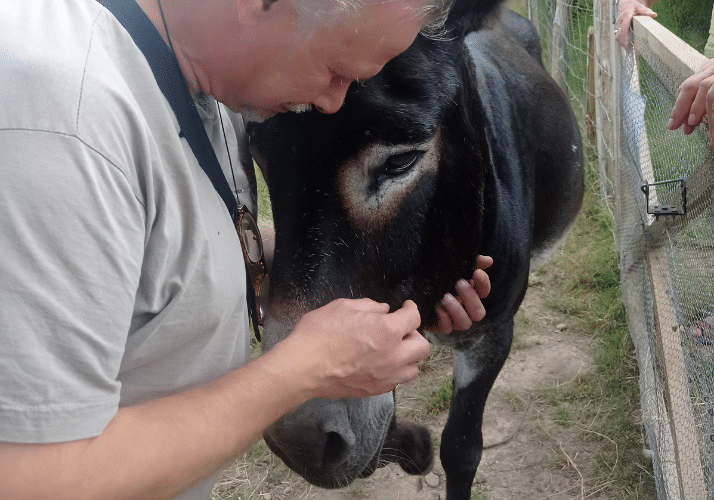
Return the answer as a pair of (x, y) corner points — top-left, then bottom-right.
(668, 59), (714, 147)
(615, 0), (658, 48)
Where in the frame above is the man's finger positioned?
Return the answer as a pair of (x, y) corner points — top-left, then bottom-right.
(386, 331), (431, 388)
(385, 300), (421, 333)
(327, 297), (391, 313)
(390, 363), (421, 388)
(399, 329), (431, 363)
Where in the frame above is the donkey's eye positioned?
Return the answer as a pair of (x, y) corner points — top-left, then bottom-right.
(369, 148), (428, 193)
(383, 151), (424, 177)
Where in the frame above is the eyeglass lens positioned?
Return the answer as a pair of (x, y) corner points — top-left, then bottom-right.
(240, 211), (263, 263)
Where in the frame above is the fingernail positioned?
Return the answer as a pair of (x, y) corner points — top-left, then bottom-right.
(667, 118), (674, 129)
(689, 113), (697, 126)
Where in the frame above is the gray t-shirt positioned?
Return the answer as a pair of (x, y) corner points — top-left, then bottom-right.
(0, 0), (254, 497)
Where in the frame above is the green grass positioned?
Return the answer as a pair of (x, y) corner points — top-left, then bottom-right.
(470, 487), (489, 500)
(512, 310), (533, 350)
(425, 380), (454, 416)
(503, 388), (520, 408)
(254, 163), (273, 229)
(553, 405), (574, 427)
(507, 0), (526, 17)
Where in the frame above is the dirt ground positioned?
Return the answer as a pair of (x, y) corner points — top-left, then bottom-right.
(213, 263), (613, 500)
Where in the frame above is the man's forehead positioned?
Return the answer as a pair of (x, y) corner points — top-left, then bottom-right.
(321, 7), (422, 79)
(328, 1), (423, 49)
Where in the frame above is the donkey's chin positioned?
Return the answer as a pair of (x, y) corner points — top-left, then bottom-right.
(358, 420), (435, 481)
(379, 420), (434, 475)
(354, 419), (437, 483)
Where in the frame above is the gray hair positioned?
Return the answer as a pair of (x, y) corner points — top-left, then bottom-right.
(280, 0), (455, 38)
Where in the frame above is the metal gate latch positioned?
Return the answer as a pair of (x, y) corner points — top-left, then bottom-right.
(640, 179), (687, 216)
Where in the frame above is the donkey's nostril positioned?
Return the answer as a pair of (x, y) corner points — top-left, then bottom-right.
(323, 431), (349, 465)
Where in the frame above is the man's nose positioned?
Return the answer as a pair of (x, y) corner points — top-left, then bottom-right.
(313, 79), (351, 114)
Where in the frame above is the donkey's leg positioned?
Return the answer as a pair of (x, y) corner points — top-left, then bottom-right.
(440, 320), (513, 500)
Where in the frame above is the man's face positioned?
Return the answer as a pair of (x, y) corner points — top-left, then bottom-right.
(222, 0), (424, 121)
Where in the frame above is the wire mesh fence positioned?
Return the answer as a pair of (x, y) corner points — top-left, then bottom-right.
(529, 0), (714, 497)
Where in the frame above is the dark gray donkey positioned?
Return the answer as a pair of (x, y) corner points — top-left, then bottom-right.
(247, 2), (583, 498)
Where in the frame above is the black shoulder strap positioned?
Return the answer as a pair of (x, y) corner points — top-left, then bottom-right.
(97, 0), (262, 340)
(97, 0), (238, 220)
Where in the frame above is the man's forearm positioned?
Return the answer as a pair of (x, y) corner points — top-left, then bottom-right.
(0, 342), (313, 500)
(0, 294), (430, 500)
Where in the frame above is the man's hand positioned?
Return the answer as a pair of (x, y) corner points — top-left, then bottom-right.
(282, 298), (430, 400)
(274, 256), (493, 400)
(668, 59), (714, 147)
(615, 0), (657, 48)
(432, 255), (493, 334)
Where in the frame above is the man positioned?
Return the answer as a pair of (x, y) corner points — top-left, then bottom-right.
(616, 0), (714, 148)
(0, 0), (491, 498)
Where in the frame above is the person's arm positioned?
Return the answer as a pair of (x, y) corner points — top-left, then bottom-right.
(0, 298), (428, 500)
(615, 0), (658, 47)
(614, 0), (714, 146)
(668, 59), (714, 147)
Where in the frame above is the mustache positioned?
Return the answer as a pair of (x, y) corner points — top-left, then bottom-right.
(285, 103), (314, 113)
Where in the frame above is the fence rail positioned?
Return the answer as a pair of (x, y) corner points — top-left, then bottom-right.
(530, 1), (714, 498)
(627, 14), (714, 500)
